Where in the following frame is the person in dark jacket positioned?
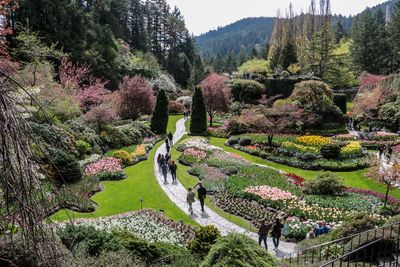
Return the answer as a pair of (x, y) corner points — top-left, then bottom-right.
(170, 161), (177, 183)
(258, 220), (269, 250)
(195, 182), (207, 212)
(161, 162), (168, 183)
(168, 132), (173, 146)
(271, 218), (284, 250)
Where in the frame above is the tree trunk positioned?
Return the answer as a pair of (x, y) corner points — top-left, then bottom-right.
(384, 184), (390, 208)
(209, 110), (213, 127)
(268, 134), (273, 146)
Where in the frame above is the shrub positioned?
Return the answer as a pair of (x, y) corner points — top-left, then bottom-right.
(131, 144), (147, 159)
(112, 150), (133, 166)
(104, 122), (153, 149)
(168, 100), (186, 114)
(47, 147), (82, 183)
(320, 144), (341, 159)
(201, 233), (276, 267)
(231, 79), (265, 104)
(221, 166), (239, 175)
(190, 87), (208, 135)
(226, 119), (249, 135)
(238, 136), (252, 146)
(150, 89), (169, 134)
(304, 172), (344, 196)
(228, 136), (239, 145)
(332, 214), (380, 240)
(76, 140), (91, 158)
(189, 225), (221, 258)
(237, 59), (272, 76)
(58, 225), (121, 256)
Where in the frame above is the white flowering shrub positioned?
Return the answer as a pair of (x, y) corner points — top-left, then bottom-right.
(151, 74), (177, 93)
(178, 137), (222, 152)
(78, 154), (102, 168)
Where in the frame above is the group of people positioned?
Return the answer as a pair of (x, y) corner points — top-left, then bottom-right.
(307, 221), (330, 239)
(186, 183), (207, 215)
(157, 132), (177, 184)
(258, 219), (284, 251)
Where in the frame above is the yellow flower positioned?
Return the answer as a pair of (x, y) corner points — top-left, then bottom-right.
(297, 135), (332, 147)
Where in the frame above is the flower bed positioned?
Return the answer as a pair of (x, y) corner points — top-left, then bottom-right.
(373, 132), (399, 141)
(281, 141), (319, 154)
(189, 164), (227, 191)
(179, 147), (207, 166)
(58, 210), (195, 246)
(244, 186), (296, 201)
(333, 134), (358, 141)
(345, 187), (400, 206)
(340, 141), (363, 158)
(177, 137), (222, 152)
(297, 135), (332, 147)
(85, 157), (126, 181)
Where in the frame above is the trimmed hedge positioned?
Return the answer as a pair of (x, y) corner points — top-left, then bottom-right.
(231, 79), (265, 104)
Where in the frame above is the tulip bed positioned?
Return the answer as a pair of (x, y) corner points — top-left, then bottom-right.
(178, 137), (395, 242)
(228, 134), (369, 171)
(58, 210), (195, 246)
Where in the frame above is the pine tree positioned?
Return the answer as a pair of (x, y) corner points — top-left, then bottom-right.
(150, 89), (169, 134)
(190, 87), (207, 135)
(189, 55), (206, 88)
(335, 20), (345, 43)
(279, 42), (298, 69)
(388, 0), (400, 72)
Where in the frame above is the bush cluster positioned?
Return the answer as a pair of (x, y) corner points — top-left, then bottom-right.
(304, 173), (344, 196)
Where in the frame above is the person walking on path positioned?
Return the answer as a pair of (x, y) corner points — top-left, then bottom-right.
(186, 187), (195, 215)
(165, 137), (170, 153)
(161, 161), (168, 184)
(157, 154), (162, 168)
(168, 132), (173, 146)
(194, 182), (207, 213)
(258, 220), (269, 250)
(170, 160), (177, 183)
(271, 218), (284, 251)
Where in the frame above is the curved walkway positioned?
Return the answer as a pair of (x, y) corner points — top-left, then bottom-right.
(153, 118), (297, 256)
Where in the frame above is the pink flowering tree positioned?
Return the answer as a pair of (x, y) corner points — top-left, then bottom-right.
(358, 72), (386, 92)
(118, 75), (155, 120)
(84, 104), (119, 133)
(200, 73), (231, 126)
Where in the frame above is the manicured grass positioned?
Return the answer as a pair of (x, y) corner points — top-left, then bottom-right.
(52, 115), (197, 226)
(171, 136), (256, 232)
(208, 137), (400, 199)
(347, 101), (354, 111)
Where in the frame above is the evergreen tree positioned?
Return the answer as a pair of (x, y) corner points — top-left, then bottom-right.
(350, 8), (389, 74)
(150, 89), (169, 134)
(388, 0), (400, 72)
(335, 20), (345, 43)
(190, 87), (207, 135)
(279, 42), (298, 70)
(269, 47), (282, 71)
(189, 55), (206, 88)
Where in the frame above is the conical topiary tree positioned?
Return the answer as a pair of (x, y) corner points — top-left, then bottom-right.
(190, 87), (207, 135)
(150, 89), (169, 134)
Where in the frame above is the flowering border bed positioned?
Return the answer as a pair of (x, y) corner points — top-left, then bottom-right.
(57, 209), (195, 246)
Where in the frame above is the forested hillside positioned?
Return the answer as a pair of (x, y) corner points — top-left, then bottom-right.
(196, 0), (396, 73)
(12, 0), (205, 89)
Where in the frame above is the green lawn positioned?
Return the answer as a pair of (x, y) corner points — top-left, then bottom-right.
(347, 101), (354, 111)
(52, 115), (197, 226)
(208, 137), (400, 199)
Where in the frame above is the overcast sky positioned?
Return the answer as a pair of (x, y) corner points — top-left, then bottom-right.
(165, 0), (388, 35)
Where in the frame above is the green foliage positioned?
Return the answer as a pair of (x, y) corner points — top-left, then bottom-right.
(237, 59), (271, 76)
(58, 225), (121, 256)
(332, 214), (380, 239)
(76, 140), (92, 158)
(47, 147), (82, 183)
(333, 94), (347, 114)
(378, 101), (400, 129)
(231, 79), (265, 104)
(112, 150), (133, 166)
(238, 136), (252, 146)
(150, 89), (169, 135)
(279, 42), (298, 70)
(228, 136), (239, 145)
(189, 225), (221, 258)
(304, 172), (344, 196)
(104, 122), (152, 149)
(190, 87), (208, 135)
(320, 144), (341, 159)
(201, 233), (277, 267)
